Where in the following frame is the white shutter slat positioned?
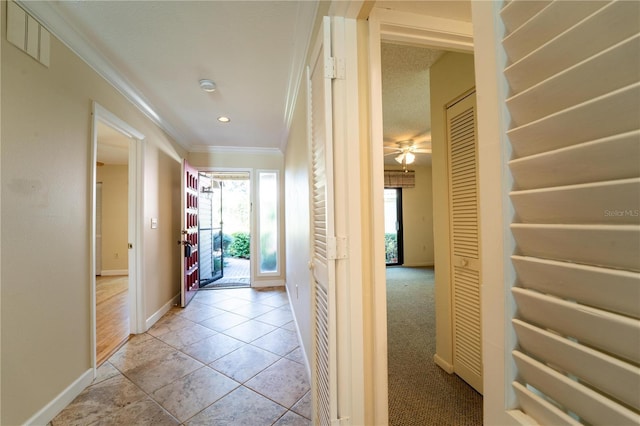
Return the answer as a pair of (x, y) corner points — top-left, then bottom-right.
(513, 352), (639, 426)
(512, 224), (640, 272)
(502, 1), (640, 423)
(504, 1), (640, 93)
(512, 287), (640, 363)
(510, 130), (640, 190)
(512, 255), (640, 318)
(506, 34), (640, 126)
(500, 0), (552, 33)
(514, 319), (640, 410)
(512, 382), (581, 426)
(502, 1), (608, 64)
(508, 83), (640, 158)
(510, 178), (640, 224)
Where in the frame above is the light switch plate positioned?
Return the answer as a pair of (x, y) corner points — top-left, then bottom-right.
(151, 218), (158, 229)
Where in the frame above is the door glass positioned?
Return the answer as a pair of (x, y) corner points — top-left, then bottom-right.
(198, 174), (223, 285)
(258, 171), (279, 274)
(384, 188), (403, 265)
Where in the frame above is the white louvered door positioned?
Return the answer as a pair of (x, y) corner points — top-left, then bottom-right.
(308, 16), (337, 426)
(501, 1), (640, 424)
(446, 91), (483, 393)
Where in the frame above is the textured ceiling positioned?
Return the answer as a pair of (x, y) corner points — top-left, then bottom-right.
(381, 42), (443, 166)
(43, 1), (318, 152)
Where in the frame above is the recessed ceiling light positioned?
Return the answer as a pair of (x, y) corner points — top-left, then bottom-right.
(199, 79), (216, 92)
(217, 116), (231, 123)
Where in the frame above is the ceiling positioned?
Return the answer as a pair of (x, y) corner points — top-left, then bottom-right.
(97, 121), (130, 166)
(26, 1), (470, 160)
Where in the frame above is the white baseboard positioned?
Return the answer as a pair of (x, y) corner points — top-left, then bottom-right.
(251, 279), (285, 288)
(24, 368), (93, 426)
(434, 353), (454, 374)
(99, 269), (129, 276)
(145, 293), (180, 331)
(285, 283), (311, 381)
(402, 263), (434, 268)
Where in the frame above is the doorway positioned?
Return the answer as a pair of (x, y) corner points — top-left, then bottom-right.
(384, 188), (404, 266)
(91, 102), (145, 371)
(199, 171), (251, 289)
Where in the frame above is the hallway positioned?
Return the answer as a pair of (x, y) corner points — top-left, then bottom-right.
(52, 287), (310, 425)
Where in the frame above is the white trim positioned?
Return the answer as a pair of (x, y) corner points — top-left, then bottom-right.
(286, 283), (312, 381)
(281, 0), (320, 152)
(371, 8), (474, 53)
(190, 145), (284, 155)
(256, 169), (282, 278)
(90, 102), (146, 380)
(434, 353), (454, 374)
(471, 2), (518, 425)
(16, 1), (188, 150)
(23, 369), (93, 426)
(146, 293), (180, 331)
(367, 8), (475, 425)
(251, 279), (285, 288)
(99, 269), (129, 276)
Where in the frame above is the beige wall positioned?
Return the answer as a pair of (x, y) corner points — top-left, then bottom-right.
(386, 165), (435, 266)
(1, 15), (183, 425)
(96, 165), (128, 272)
(284, 77), (312, 366)
(429, 51), (476, 368)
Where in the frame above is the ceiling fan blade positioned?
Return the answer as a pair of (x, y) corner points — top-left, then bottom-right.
(413, 149), (432, 154)
(384, 151), (401, 156)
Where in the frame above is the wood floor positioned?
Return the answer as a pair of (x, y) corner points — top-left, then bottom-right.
(96, 275), (130, 366)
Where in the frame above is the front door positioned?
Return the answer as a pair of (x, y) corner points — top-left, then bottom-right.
(181, 159), (199, 307)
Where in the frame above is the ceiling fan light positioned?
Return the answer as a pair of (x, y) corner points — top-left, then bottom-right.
(405, 152), (415, 164)
(395, 154), (404, 164)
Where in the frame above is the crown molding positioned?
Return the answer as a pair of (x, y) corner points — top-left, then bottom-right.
(17, 0), (190, 151)
(280, 0), (319, 152)
(190, 145), (284, 156)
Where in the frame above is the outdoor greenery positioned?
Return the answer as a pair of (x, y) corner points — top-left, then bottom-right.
(229, 232), (251, 258)
(385, 233), (398, 264)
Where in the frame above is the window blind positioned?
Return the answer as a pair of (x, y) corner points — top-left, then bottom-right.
(501, 1), (640, 424)
(384, 170), (415, 188)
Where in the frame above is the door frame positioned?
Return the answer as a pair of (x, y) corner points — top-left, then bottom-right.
(367, 7), (474, 423)
(384, 188), (404, 266)
(90, 102), (145, 374)
(196, 167), (253, 286)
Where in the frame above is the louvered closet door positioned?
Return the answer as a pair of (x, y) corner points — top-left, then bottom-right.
(308, 16), (337, 426)
(501, 1), (640, 424)
(447, 91), (482, 394)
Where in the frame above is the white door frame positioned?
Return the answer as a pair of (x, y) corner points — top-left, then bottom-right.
(367, 7), (474, 423)
(195, 167), (253, 286)
(90, 102), (145, 374)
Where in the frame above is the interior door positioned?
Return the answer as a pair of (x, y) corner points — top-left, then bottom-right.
(181, 159), (199, 307)
(309, 16), (338, 425)
(446, 90), (482, 393)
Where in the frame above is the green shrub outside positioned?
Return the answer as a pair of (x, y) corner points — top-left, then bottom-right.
(229, 232), (251, 258)
(385, 233), (398, 263)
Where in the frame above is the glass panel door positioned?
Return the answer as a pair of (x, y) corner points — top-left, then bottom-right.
(384, 188), (403, 265)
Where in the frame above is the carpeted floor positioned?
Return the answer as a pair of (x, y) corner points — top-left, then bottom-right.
(387, 266), (482, 425)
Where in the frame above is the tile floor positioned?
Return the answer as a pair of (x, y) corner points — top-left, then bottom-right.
(51, 287), (311, 426)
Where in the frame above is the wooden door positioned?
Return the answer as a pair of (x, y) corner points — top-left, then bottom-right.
(181, 159), (199, 307)
(446, 90), (483, 393)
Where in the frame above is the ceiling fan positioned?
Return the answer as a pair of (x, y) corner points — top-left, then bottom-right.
(384, 139), (432, 170)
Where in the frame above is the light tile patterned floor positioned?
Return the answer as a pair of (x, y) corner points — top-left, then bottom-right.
(52, 287), (311, 426)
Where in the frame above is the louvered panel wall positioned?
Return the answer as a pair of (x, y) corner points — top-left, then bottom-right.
(501, 1), (640, 424)
(450, 105), (479, 259)
(447, 92), (483, 393)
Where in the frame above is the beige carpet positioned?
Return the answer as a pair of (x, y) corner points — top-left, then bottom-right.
(387, 266), (482, 425)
